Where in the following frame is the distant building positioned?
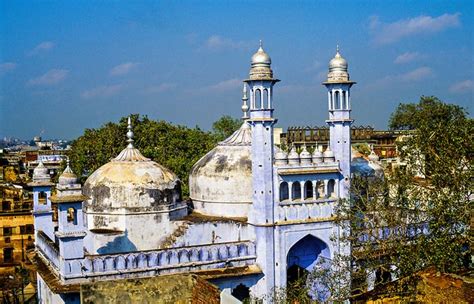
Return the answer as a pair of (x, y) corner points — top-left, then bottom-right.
(30, 44), (381, 303)
(0, 184), (34, 266)
(281, 126), (406, 160)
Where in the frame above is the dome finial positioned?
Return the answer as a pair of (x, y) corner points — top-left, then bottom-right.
(336, 44), (340, 53)
(241, 84), (249, 120)
(259, 39), (263, 48)
(126, 116), (134, 148)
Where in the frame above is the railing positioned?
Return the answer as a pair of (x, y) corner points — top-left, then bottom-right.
(277, 199), (336, 222)
(61, 241), (257, 280)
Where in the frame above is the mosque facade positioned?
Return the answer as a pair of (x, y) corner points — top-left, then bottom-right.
(30, 44), (364, 303)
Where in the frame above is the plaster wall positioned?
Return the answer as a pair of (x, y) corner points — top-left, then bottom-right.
(171, 221), (253, 247)
(37, 274), (80, 304)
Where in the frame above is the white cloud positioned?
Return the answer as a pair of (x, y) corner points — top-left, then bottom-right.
(0, 62), (17, 73)
(370, 13), (461, 45)
(305, 60), (322, 72)
(206, 78), (242, 91)
(399, 67), (433, 81)
(109, 62), (140, 76)
(449, 80), (474, 93)
(81, 84), (124, 99)
(28, 41), (55, 56)
(144, 83), (177, 94)
(367, 67), (434, 89)
(202, 35), (251, 51)
(394, 52), (421, 64)
(27, 69), (68, 86)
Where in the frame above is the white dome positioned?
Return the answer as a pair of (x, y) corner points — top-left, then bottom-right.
(189, 123), (252, 218)
(249, 41), (274, 80)
(83, 147), (180, 216)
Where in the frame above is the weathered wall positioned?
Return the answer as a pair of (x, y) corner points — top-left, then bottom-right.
(80, 274), (220, 304)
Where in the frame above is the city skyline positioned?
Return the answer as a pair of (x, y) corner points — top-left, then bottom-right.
(1, 0), (473, 139)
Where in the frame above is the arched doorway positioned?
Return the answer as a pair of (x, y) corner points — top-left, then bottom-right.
(231, 283), (250, 301)
(287, 235), (331, 300)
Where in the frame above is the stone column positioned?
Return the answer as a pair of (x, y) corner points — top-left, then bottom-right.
(324, 179), (329, 198)
(312, 181), (317, 200)
(288, 181), (293, 201)
(300, 181), (305, 200)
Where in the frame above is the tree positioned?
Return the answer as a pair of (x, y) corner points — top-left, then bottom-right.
(211, 115), (242, 141)
(68, 114), (219, 197)
(332, 96), (473, 299)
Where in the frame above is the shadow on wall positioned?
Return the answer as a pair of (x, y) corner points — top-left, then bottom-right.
(97, 230), (137, 254)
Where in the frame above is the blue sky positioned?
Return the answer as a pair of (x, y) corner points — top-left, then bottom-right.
(1, 0), (473, 139)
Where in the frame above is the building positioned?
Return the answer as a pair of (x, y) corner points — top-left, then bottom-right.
(0, 184), (34, 266)
(30, 44), (367, 303)
(282, 126), (405, 160)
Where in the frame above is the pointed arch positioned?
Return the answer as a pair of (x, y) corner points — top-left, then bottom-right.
(292, 182), (301, 201)
(254, 89), (262, 109)
(280, 182), (289, 201)
(304, 181), (313, 200)
(263, 88), (269, 109)
(334, 91), (340, 109)
(327, 179), (336, 198)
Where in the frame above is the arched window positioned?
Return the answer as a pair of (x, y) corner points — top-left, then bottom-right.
(263, 88), (269, 109)
(67, 207), (77, 225)
(334, 91), (340, 109)
(316, 181), (324, 199)
(280, 182), (289, 201)
(231, 283), (250, 302)
(254, 89), (262, 109)
(38, 191), (47, 205)
(292, 182), (301, 201)
(304, 181), (313, 200)
(327, 179), (336, 198)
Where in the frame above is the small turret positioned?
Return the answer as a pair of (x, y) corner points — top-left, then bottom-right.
(299, 146), (312, 165)
(312, 145), (324, 164)
(288, 147), (300, 166)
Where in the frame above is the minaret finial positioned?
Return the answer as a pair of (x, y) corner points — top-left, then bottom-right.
(126, 116), (134, 148)
(259, 39), (263, 49)
(336, 44), (340, 53)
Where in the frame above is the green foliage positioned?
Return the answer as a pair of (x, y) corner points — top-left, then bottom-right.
(69, 114), (218, 198)
(388, 96), (467, 130)
(211, 115), (242, 141)
(352, 143), (371, 156)
(333, 96), (473, 299)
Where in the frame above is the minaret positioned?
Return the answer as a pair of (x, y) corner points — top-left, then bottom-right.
(50, 159), (87, 276)
(28, 160), (55, 241)
(322, 46), (355, 199)
(244, 41), (279, 298)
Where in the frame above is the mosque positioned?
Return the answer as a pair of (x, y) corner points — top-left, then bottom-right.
(29, 43), (380, 303)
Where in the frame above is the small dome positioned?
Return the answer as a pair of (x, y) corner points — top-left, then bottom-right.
(251, 46), (271, 65)
(327, 46), (350, 82)
(275, 149), (288, 160)
(300, 146), (312, 165)
(249, 41), (274, 80)
(288, 147), (300, 165)
(274, 147), (288, 166)
(312, 146), (323, 163)
(323, 145), (335, 162)
(189, 122), (252, 218)
(58, 160), (77, 185)
(329, 50), (347, 71)
(33, 161), (50, 182)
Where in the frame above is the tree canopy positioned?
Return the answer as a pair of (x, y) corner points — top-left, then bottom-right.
(211, 115), (242, 141)
(68, 114), (241, 197)
(331, 96), (473, 300)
